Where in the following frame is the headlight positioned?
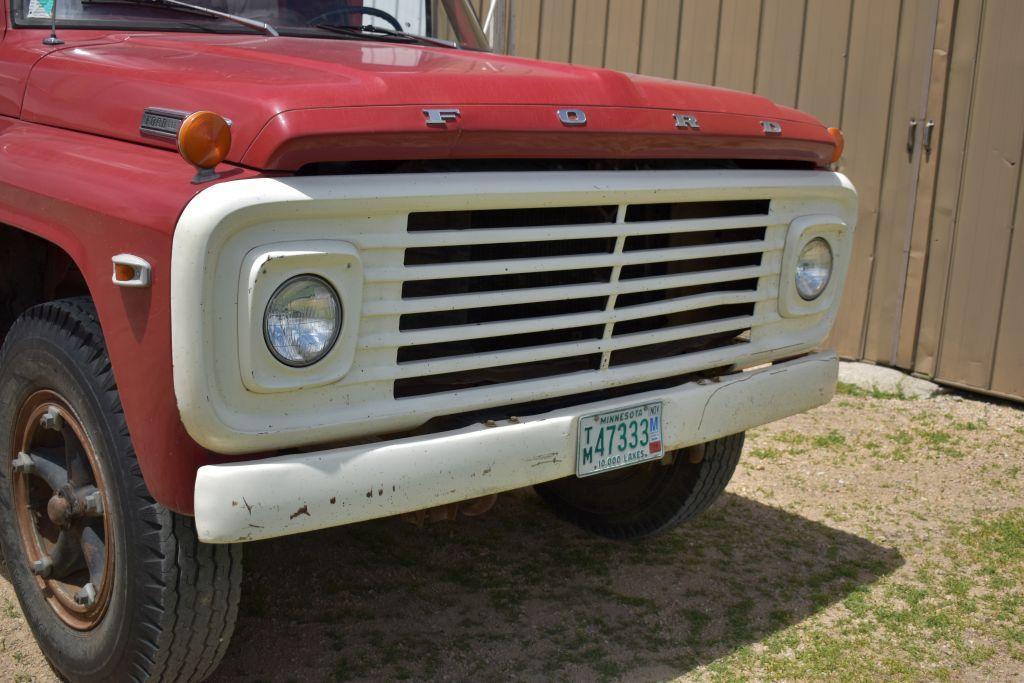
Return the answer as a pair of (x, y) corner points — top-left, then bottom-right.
(263, 275), (342, 367)
(794, 237), (833, 300)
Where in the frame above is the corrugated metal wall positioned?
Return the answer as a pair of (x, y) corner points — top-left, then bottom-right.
(482, 0), (1023, 402)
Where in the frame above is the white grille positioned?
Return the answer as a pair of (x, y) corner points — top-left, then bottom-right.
(173, 170), (858, 452)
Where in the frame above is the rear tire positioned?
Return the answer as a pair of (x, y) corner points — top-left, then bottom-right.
(0, 298), (241, 682)
(534, 433), (744, 540)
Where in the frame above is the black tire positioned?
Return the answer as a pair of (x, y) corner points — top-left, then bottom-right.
(0, 298), (242, 682)
(534, 433), (744, 540)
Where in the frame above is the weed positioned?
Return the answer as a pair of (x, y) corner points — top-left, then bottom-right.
(916, 429), (953, 447)
(2, 600), (20, 620)
(749, 446), (783, 460)
(888, 430), (914, 446)
(836, 381), (912, 400)
(812, 430), (846, 449)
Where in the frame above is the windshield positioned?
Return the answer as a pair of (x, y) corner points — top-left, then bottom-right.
(10, 0), (490, 49)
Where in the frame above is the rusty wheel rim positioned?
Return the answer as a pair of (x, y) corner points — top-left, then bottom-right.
(10, 390), (114, 630)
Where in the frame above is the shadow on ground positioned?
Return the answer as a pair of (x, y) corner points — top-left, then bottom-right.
(212, 490), (903, 682)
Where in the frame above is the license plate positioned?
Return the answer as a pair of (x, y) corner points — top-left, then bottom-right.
(576, 402), (664, 477)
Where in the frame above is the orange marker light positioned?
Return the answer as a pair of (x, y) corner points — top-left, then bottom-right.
(177, 111), (231, 183)
(113, 263), (136, 282)
(828, 126), (845, 164)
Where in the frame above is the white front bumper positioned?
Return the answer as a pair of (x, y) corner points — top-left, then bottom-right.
(194, 351), (837, 543)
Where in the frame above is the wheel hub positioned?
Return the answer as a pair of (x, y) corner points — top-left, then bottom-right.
(10, 391), (114, 630)
(46, 492), (73, 527)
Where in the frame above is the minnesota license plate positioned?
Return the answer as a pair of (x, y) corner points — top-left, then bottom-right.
(576, 402), (664, 477)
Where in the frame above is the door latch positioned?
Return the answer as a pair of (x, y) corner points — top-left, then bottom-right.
(923, 119), (935, 155)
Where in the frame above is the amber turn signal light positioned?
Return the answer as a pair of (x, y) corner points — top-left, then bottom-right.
(177, 111), (231, 183)
(113, 263), (136, 282)
(828, 126), (845, 164)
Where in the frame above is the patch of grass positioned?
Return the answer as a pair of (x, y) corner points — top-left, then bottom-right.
(749, 446), (784, 460)
(916, 429), (953, 447)
(959, 509), (1024, 572)
(593, 586), (657, 611)
(2, 600), (20, 620)
(836, 381), (912, 400)
(812, 430), (846, 449)
(773, 430), (807, 446)
(887, 430), (914, 446)
(836, 381), (867, 397)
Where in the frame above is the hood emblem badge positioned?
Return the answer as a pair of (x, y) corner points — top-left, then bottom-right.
(556, 109), (587, 127)
(673, 114), (700, 130)
(761, 120), (783, 135)
(423, 109), (461, 127)
(140, 107), (232, 141)
(140, 108), (190, 140)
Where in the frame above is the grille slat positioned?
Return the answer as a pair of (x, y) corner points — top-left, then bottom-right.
(358, 213), (782, 250)
(363, 263), (772, 316)
(370, 237), (781, 283)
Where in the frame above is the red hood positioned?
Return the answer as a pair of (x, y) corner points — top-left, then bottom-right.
(22, 33), (835, 169)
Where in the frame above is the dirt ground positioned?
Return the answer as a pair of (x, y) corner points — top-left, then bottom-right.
(2, 383), (1023, 682)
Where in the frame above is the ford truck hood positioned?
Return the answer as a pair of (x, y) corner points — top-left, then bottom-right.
(23, 33), (835, 170)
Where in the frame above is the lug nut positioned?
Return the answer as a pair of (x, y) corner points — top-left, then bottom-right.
(84, 491), (104, 515)
(74, 583), (97, 607)
(39, 407), (63, 432)
(30, 556), (53, 578)
(11, 452), (34, 474)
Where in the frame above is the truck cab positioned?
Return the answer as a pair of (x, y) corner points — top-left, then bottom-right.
(0, 2), (855, 680)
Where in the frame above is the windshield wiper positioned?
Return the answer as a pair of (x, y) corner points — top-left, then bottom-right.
(83, 0), (278, 36)
(314, 23), (457, 49)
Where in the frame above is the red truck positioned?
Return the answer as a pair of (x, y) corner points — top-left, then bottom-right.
(0, 1), (855, 680)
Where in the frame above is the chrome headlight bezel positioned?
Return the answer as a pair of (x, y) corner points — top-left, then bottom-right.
(263, 274), (343, 368)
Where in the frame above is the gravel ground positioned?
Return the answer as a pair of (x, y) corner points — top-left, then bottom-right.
(1, 384), (1022, 682)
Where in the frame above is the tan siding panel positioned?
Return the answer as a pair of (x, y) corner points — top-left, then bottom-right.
(676, 0), (721, 84)
(755, 0), (807, 107)
(937, 0), (1024, 389)
(571, 0), (610, 67)
(714, 0), (762, 91)
(796, 0), (851, 126)
(638, 0), (683, 79)
(991, 157), (1024, 397)
(914, 0), (984, 377)
(604, 0), (644, 72)
(538, 0), (575, 63)
(511, 0), (543, 57)
(826, 0), (902, 358)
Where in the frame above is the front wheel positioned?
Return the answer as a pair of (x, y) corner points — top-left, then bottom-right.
(534, 433), (744, 540)
(0, 299), (241, 681)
